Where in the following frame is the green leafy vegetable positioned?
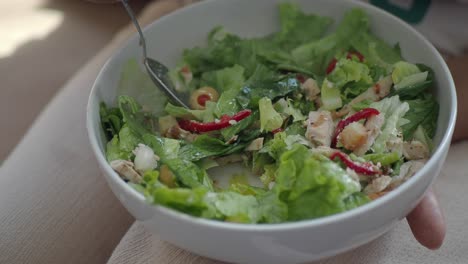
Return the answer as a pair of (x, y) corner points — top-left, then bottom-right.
(100, 102), (123, 140)
(275, 2), (333, 50)
(392, 61), (421, 85)
(237, 67), (300, 108)
(273, 145), (362, 220)
(371, 96), (410, 154)
(363, 152), (400, 166)
(201, 65), (245, 92)
(178, 135), (248, 161)
(259, 97), (283, 132)
(401, 95), (439, 139)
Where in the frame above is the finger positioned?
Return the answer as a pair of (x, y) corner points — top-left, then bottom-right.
(406, 188), (446, 249)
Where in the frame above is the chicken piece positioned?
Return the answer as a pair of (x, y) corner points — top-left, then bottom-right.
(403, 140), (430, 160)
(364, 175), (392, 195)
(110, 160), (142, 184)
(305, 110), (335, 147)
(301, 78), (320, 101)
(354, 113), (385, 156)
(390, 160), (426, 189)
(337, 76), (393, 117)
(245, 137), (264, 151)
(339, 122), (368, 151)
(387, 136), (403, 155)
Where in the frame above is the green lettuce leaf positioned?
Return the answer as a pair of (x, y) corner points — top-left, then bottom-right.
(201, 64), (245, 92)
(220, 111), (258, 141)
(363, 152), (400, 166)
(178, 135), (248, 161)
(401, 94), (439, 140)
(370, 96), (410, 153)
(106, 136), (130, 162)
(259, 132), (287, 161)
(392, 61), (421, 85)
(325, 58), (373, 105)
(321, 79), (343, 110)
(143, 134), (213, 190)
(275, 2), (333, 50)
(273, 145), (362, 220)
(390, 64), (435, 100)
(292, 8), (369, 75)
(237, 75), (301, 108)
(351, 33), (402, 70)
(100, 102), (123, 141)
(274, 98), (306, 122)
(118, 95), (157, 138)
(259, 97), (283, 132)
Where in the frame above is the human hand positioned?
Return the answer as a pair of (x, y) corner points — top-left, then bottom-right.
(406, 188), (445, 249)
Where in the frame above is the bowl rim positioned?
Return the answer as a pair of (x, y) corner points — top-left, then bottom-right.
(86, 0), (457, 231)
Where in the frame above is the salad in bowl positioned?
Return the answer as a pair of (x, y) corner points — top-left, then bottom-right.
(99, 3), (438, 224)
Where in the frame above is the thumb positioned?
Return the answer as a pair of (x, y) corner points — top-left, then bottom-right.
(406, 188), (446, 249)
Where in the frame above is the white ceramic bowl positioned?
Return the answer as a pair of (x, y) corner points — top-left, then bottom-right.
(87, 0), (457, 263)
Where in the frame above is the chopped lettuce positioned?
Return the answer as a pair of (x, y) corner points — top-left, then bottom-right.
(259, 97), (283, 132)
(391, 61), (421, 85)
(412, 125), (434, 151)
(201, 64), (245, 92)
(363, 152), (400, 166)
(106, 136), (130, 162)
(100, 102), (123, 140)
(390, 63), (435, 100)
(371, 96), (410, 154)
(118, 95), (157, 138)
(118, 125), (140, 154)
(401, 94), (439, 140)
(275, 2), (333, 50)
(274, 145), (362, 220)
(220, 111), (258, 141)
(326, 58), (373, 104)
(292, 8), (369, 75)
(394, 71), (428, 90)
(274, 98), (306, 122)
(178, 135), (248, 161)
(237, 74), (300, 108)
(351, 33), (402, 70)
(259, 132), (288, 161)
(320, 79), (343, 110)
(328, 58), (372, 88)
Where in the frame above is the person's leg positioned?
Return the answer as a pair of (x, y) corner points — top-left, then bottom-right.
(0, 47), (133, 264)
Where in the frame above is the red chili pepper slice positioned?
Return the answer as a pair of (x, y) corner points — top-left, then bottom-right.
(330, 151), (381, 175)
(326, 58), (338, 75)
(178, 109), (252, 133)
(331, 108), (380, 148)
(346, 51), (365, 62)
